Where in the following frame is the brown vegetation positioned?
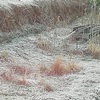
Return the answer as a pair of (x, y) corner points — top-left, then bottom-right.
(0, 50), (9, 62)
(0, 0), (86, 32)
(46, 58), (80, 76)
(64, 61), (80, 73)
(86, 42), (100, 59)
(0, 71), (13, 82)
(0, 55), (80, 87)
(14, 77), (30, 86)
(0, 66), (32, 86)
(10, 65), (33, 75)
(36, 38), (50, 51)
(39, 79), (53, 92)
(47, 58), (65, 76)
(0, 5), (40, 32)
(38, 64), (48, 74)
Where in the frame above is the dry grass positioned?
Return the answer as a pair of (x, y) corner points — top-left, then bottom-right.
(36, 38), (50, 51)
(39, 79), (53, 92)
(0, 0), (86, 44)
(87, 42), (100, 59)
(0, 56), (80, 88)
(0, 50), (9, 62)
(64, 61), (80, 73)
(44, 83), (54, 92)
(47, 58), (65, 76)
(0, 50), (15, 62)
(0, 71), (30, 86)
(46, 58), (80, 76)
(0, 5), (40, 32)
(0, 71), (13, 82)
(0, 0), (86, 32)
(0, 66), (32, 86)
(10, 65), (33, 76)
(38, 0), (86, 26)
(0, 63), (34, 86)
(38, 64), (48, 74)
(14, 77), (28, 86)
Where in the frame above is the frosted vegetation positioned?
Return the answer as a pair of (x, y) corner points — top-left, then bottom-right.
(0, 0), (100, 100)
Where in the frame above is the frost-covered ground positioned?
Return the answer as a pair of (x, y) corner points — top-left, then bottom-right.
(0, 0), (100, 99)
(0, 0), (38, 10)
(0, 21), (100, 100)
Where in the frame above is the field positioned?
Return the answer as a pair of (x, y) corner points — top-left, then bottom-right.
(0, 0), (100, 100)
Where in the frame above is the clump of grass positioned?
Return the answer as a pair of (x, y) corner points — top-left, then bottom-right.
(46, 58), (80, 76)
(0, 65), (33, 86)
(44, 83), (54, 92)
(36, 38), (50, 51)
(87, 42), (100, 59)
(14, 77), (29, 86)
(47, 58), (65, 76)
(0, 50), (14, 62)
(9, 65), (33, 86)
(64, 61), (80, 73)
(38, 64), (48, 74)
(0, 50), (9, 62)
(10, 65), (33, 76)
(0, 71), (13, 82)
(39, 79), (53, 92)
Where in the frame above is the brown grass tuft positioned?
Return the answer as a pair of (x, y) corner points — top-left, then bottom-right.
(14, 77), (29, 86)
(47, 58), (65, 76)
(36, 38), (50, 51)
(64, 61), (80, 73)
(0, 71), (13, 82)
(87, 42), (100, 59)
(10, 65), (33, 76)
(38, 64), (48, 74)
(44, 83), (54, 92)
(0, 50), (9, 62)
(39, 79), (53, 92)
(0, 50), (15, 62)
(46, 59), (80, 76)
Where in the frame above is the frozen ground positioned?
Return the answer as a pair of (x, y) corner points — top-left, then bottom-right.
(0, 20), (100, 100)
(0, 0), (39, 10)
(0, 0), (99, 99)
